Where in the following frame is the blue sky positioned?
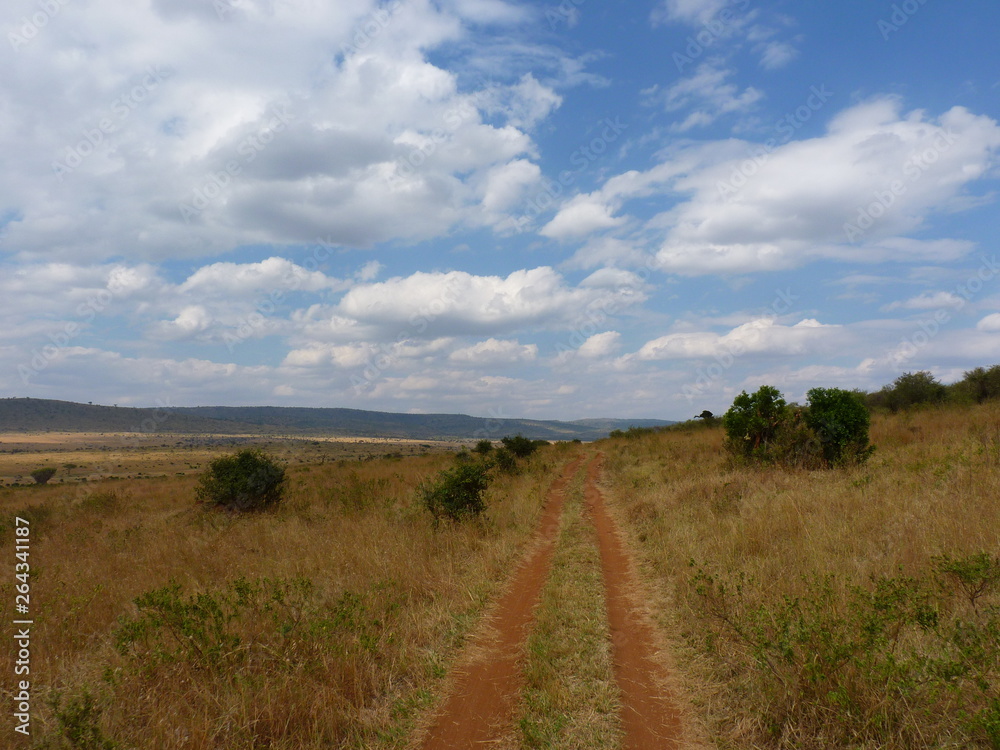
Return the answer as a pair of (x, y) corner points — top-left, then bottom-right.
(1, 0), (998, 421)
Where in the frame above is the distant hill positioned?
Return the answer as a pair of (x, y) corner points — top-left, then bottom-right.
(0, 398), (675, 441)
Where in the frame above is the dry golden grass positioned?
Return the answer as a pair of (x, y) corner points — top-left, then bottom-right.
(0, 445), (562, 749)
(600, 403), (1000, 749)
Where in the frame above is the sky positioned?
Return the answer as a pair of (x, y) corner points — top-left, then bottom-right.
(1, 0), (999, 421)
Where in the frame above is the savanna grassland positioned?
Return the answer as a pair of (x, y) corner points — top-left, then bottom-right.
(2, 400), (999, 750)
(601, 402), (1000, 749)
(0, 438), (574, 749)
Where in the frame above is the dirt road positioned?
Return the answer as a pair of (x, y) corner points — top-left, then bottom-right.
(417, 453), (687, 749)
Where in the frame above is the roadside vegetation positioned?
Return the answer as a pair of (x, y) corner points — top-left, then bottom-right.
(601, 372), (1000, 748)
(0, 442), (560, 749)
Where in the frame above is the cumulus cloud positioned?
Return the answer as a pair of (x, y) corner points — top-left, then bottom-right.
(634, 318), (844, 361)
(334, 266), (646, 336)
(978, 314), (1000, 332)
(0, 0), (563, 262)
(555, 99), (1000, 275)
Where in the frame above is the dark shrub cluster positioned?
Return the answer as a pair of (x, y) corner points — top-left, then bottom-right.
(195, 448), (286, 512)
(723, 385), (873, 467)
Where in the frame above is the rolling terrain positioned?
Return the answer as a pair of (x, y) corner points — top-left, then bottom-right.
(0, 398), (674, 441)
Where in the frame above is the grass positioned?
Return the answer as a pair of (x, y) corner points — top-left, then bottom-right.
(0, 446), (559, 749)
(516, 463), (623, 749)
(600, 402), (1000, 749)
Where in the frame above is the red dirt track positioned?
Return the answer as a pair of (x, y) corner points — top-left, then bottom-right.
(586, 454), (683, 749)
(418, 456), (584, 749)
(418, 453), (686, 749)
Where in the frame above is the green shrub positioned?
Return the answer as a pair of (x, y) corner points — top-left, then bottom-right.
(501, 434), (542, 458)
(472, 439), (494, 455)
(30, 467), (57, 485)
(195, 448), (286, 512)
(805, 387), (874, 466)
(491, 446), (518, 475)
(722, 385), (788, 462)
(870, 371), (947, 412)
(420, 461), (491, 523)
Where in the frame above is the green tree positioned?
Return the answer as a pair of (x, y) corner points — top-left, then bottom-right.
(805, 387), (874, 466)
(472, 439), (494, 455)
(420, 462), (491, 523)
(878, 371), (947, 412)
(722, 386), (788, 461)
(195, 449), (286, 512)
(501, 434), (541, 458)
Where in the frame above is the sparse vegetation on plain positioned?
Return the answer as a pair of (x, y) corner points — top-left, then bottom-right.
(0, 444), (558, 749)
(4, 365), (1000, 749)
(602, 399), (1000, 748)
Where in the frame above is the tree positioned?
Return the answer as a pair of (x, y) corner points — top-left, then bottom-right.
(421, 462), (491, 523)
(878, 371), (946, 412)
(195, 448), (286, 512)
(696, 410), (715, 420)
(804, 388), (874, 466)
(472, 439), (494, 455)
(30, 467), (57, 485)
(501, 434), (541, 458)
(722, 386), (787, 461)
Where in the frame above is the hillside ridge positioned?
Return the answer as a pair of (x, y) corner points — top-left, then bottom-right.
(0, 398), (674, 441)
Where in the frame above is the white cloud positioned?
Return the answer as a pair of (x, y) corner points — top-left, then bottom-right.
(335, 266), (646, 336)
(0, 0), (565, 262)
(578, 331), (622, 358)
(637, 99), (1000, 274)
(978, 314), (1000, 332)
(659, 62), (763, 132)
(449, 338), (538, 364)
(635, 318), (843, 360)
(758, 40), (798, 69)
(882, 291), (966, 311)
(540, 194), (626, 239)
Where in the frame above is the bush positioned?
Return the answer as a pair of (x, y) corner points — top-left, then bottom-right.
(870, 371), (947, 412)
(195, 449), (286, 512)
(472, 439), (494, 455)
(420, 461), (491, 523)
(805, 387), (874, 466)
(491, 446), (518, 475)
(722, 386), (788, 462)
(30, 467), (57, 485)
(723, 385), (873, 467)
(500, 434), (543, 458)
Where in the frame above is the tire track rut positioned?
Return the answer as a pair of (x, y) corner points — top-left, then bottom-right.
(417, 453), (687, 749)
